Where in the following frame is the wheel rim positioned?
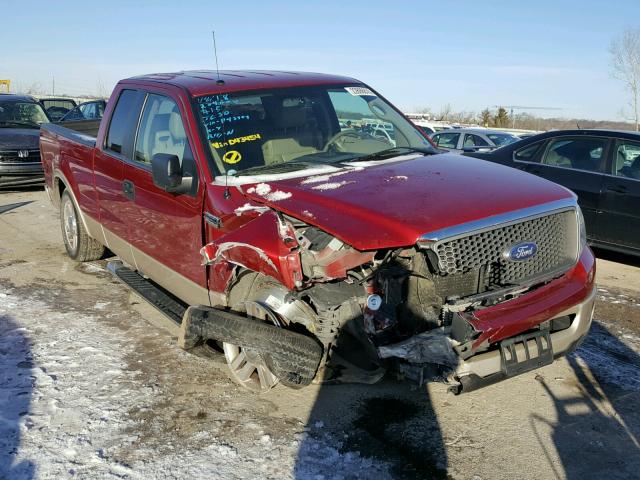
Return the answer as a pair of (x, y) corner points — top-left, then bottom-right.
(223, 301), (281, 392)
(223, 342), (279, 392)
(62, 199), (78, 252)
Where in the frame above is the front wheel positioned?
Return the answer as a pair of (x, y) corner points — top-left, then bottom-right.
(60, 190), (105, 262)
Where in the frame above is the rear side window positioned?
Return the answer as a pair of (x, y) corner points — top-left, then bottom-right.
(541, 137), (607, 172)
(105, 89), (144, 157)
(514, 141), (544, 163)
(433, 132), (460, 148)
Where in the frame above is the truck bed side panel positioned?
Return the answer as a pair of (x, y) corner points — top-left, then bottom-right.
(40, 124), (100, 222)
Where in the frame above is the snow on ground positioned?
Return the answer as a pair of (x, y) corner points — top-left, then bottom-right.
(574, 320), (640, 392)
(0, 283), (391, 480)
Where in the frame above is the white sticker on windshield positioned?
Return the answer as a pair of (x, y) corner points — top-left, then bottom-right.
(345, 87), (376, 97)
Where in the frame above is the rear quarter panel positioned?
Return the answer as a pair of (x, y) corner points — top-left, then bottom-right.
(40, 125), (99, 220)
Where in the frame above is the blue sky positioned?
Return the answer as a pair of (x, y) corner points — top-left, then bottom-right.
(2, 0), (640, 120)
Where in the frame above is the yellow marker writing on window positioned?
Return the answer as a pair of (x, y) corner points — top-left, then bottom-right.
(223, 150), (242, 164)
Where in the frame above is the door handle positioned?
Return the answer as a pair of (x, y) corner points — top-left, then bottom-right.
(123, 180), (135, 200)
(606, 185), (627, 194)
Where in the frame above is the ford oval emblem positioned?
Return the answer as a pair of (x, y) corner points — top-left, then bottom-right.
(504, 242), (538, 262)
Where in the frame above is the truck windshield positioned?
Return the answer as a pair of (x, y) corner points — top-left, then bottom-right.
(0, 101), (50, 128)
(195, 85), (435, 176)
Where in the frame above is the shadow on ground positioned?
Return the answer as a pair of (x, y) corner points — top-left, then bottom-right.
(535, 322), (640, 479)
(0, 314), (35, 479)
(294, 378), (448, 479)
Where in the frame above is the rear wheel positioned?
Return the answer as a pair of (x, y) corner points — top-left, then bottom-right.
(60, 190), (105, 262)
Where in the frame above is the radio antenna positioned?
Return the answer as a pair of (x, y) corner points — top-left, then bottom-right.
(212, 31), (225, 86)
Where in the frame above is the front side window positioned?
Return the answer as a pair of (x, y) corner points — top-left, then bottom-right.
(463, 134), (489, 147)
(82, 103), (96, 119)
(613, 139), (640, 179)
(134, 94), (192, 166)
(195, 84), (435, 176)
(0, 101), (49, 128)
(541, 137), (607, 172)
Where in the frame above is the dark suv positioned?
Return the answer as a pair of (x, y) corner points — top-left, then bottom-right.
(0, 94), (50, 187)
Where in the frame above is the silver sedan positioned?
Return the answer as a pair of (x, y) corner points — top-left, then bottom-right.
(429, 128), (519, 153)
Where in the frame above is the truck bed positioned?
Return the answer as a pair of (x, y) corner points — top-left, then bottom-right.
(47, 120), (101, 143)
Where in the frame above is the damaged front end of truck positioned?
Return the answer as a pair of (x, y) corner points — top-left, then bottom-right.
(180, 191), (595, 394)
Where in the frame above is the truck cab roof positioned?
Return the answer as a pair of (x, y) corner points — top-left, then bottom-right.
(126, 70), (361, 97)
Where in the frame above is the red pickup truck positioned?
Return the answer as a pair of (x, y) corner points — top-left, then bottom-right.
(40, 70), (596, 393)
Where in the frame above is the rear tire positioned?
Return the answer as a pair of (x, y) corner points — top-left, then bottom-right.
(60, 190), (105, 262)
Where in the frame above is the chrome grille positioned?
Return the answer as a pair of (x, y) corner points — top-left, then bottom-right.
(0, 149), (40, 164)
(432, 210), (578, 286)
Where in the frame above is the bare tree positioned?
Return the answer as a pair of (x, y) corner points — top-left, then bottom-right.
(438, 103), (453, 122)
(610, 28), (640, 131)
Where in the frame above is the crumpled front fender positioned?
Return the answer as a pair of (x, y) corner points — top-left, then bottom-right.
(201, 210), (303, 292)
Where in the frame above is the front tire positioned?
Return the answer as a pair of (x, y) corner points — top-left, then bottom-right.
(60, 190), (105, 262)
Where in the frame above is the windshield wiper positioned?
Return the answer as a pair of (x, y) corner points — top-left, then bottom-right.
(342, 147), (432, 163)
(234, 161), (311, 176)
(0, 120), (41, 129)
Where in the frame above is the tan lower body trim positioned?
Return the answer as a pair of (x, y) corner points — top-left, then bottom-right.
(130, 242), (211, 307)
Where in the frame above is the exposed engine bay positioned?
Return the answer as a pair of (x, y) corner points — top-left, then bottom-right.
(200, 209), (570, 388)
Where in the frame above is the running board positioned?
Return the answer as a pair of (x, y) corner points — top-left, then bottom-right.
(107, 261), (187, 325)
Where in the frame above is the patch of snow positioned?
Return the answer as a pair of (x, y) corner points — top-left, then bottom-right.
(265, 191), (292, 201)
(81, 263), (106, 273)
(386, 175), (408, 181)
(247, 183), (272, 196)
(246, 183), (292, 202)
(311, 181), (355, 191)
(234, 203), (270, 216)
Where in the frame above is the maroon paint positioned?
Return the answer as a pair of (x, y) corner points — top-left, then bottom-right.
(465, 247), (596, 348)
(239, 155), (574, 251)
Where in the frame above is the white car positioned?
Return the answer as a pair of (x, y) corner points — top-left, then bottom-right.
(429, 128), (519, 153)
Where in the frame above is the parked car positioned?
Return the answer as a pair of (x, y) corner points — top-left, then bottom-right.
(466, 129), (640, 256)
(0, 94), (50, 187)
(430, 128), (519, 152)
(41, 70), (595, 395)
(39, 97), (77, 122)
(59, 99), (107, 122)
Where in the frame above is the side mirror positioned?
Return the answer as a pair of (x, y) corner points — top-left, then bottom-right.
(151, 153), (192, 194)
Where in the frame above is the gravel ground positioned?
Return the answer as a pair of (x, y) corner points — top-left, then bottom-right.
(1, 188), (639, 480)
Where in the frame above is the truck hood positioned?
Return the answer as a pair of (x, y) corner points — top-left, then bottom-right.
(0, 128), (40, 150)
(240, 154), (574, 251)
